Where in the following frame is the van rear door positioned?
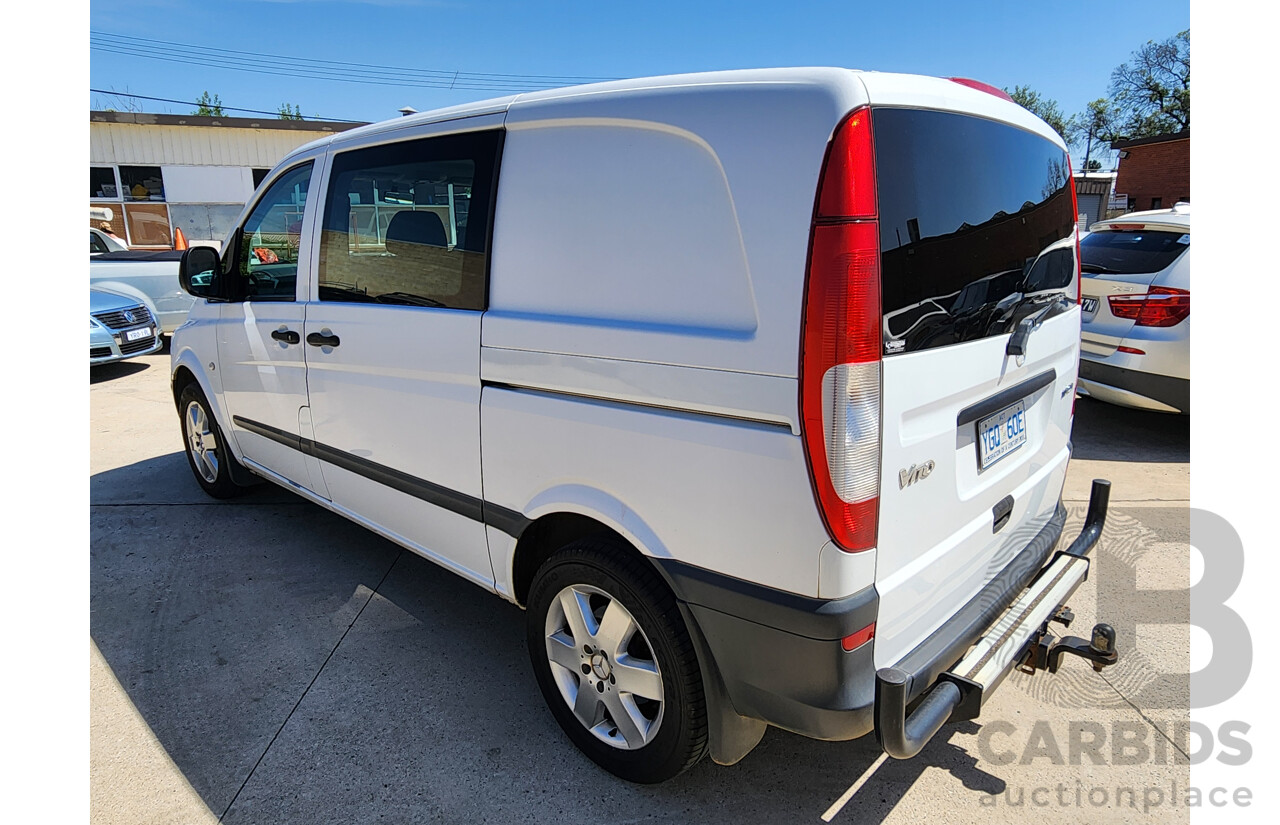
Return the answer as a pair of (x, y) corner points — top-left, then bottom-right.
(868, 107), (1081, 668)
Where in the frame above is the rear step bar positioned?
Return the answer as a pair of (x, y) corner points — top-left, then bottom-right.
(874, 479), (1117, 759)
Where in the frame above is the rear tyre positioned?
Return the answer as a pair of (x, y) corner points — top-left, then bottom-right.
(526, 538), (708, 783)
(178, 382), (245, 499)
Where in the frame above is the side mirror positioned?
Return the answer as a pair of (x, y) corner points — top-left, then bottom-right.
(179, 246), (221, 297)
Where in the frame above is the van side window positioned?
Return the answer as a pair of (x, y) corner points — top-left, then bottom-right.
(233, 162), (313, 302)
(318, 130), (501, 310)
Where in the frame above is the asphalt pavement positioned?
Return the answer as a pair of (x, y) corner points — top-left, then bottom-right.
(90, 353), (1191, 824)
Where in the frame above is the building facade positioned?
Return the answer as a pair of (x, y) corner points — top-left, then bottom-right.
(1110, 132), (1190, 214)
(90, 111), (364, 249)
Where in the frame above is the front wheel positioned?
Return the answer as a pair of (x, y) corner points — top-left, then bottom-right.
(178, 382), (245, 499)
(526, 539), (707, 783)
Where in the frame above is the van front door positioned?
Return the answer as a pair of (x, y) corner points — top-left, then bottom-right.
(302, 127), (503, 587)
(217, 161), (327, 495)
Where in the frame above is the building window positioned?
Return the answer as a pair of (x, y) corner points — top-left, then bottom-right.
(123, 203), (173, 248)
(91, 166), (119, 199)
(1150, 197), (1162, 210)
(119, 166), (166, 201)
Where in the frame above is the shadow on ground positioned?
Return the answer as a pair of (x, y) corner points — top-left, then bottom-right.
(91, 455), (1005, 824)
(91, 360), (152, 384)
(1069, 396), (1189, 463)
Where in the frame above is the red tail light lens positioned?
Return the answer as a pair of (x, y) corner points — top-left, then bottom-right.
(801, 108), (881, 553)
(1108, 287), (1190, 327)
(817, 108), (877, 220)
(841, 623), (876, 652)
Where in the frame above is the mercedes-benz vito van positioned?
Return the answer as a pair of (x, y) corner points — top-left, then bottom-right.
(171, 68), (1117, 783)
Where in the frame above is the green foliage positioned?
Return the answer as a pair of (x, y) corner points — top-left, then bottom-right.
(1004, 85), (1070, 137)
(193, 91), (225, 117)
(1107, 30), (1190, 137)
(1085, 159), (1103, 172)
(277, 103), (304, 120)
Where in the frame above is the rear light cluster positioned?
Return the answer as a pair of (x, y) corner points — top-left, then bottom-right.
(1108, 287), (1190, 327)
(800, 108), (882, 553)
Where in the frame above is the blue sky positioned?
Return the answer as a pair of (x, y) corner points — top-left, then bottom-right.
(89, 0), (1190, 159)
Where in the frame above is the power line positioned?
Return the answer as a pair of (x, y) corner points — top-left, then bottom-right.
(90, 30), (624, 93)
(88, 88), (366, 123)
(92, 31), (623, 83)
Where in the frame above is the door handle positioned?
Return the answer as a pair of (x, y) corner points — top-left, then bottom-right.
(271, 328), (300, 345)
(306, 331), (341, 348)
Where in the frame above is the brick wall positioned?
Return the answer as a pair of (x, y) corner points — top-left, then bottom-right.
(1114, 138), (1190, 211)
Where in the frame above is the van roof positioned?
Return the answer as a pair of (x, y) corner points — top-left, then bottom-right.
(281, 67), (1063, 163)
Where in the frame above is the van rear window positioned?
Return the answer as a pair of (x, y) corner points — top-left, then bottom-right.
(1079, 230), (1188, 275)
(873, 109), (1076, 355)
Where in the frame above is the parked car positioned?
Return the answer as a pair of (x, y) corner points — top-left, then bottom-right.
(1077, 204), (1190, 413)
(170, 69), (1118, 783)
(90, 249), (195, 338)
(90, 226), (129, 254)
(90, 287), (162, 364)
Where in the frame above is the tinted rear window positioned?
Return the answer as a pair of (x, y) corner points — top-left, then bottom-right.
(874, 108), (1076, 355)
(1079, 230), (1188, 275)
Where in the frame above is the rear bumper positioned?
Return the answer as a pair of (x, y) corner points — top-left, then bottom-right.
(658, 498), (1073, 743)
(1079, 357), (1189, 414)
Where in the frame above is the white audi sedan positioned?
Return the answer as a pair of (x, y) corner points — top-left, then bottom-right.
(1077, 204), (1190, 413)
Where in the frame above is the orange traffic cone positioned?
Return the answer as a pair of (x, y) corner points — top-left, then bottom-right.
(173, 226), (188, 250)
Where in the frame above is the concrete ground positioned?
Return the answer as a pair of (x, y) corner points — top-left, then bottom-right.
(90, 353), (1190, 824)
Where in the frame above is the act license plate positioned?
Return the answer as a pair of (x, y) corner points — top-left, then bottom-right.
(125, 327), (152, 342)
(977, 400), (1027, 470)
(1081, 297), (1098, 313)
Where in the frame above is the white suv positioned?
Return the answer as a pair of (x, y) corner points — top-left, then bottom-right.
(171, 69), (1117, 783)
(1078, 204), (1191, 413)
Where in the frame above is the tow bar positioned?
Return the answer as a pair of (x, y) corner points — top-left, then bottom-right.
(875, 480), (1118, 759)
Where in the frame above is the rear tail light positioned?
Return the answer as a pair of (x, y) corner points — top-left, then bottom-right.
(801, 108), (881, 553)
(1108, 287), (1190, 327)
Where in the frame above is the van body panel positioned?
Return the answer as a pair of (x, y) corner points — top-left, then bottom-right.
(480, 347), (799, 431)
(480, 386), (837, 599)
(488, 74), (870, 377)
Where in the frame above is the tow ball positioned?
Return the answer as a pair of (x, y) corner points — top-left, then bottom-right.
(1022, 619), (1118, 674)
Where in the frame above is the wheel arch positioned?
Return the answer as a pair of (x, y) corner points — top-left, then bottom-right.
(511, 512), (659, 608)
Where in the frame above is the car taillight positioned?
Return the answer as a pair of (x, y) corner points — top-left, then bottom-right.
(800, 107), (881, 553)
(1108, 287), (1190, 327)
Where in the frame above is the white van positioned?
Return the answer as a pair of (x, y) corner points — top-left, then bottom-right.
(171, 68), (1118, 783)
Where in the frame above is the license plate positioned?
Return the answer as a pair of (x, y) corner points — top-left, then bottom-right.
(125, 327), (152, 342)
(1081, 297), (1098, 313)
(977, 400), (1027, 470)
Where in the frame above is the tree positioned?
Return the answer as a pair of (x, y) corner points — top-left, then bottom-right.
(194, 91), (225, 117)
(1107, 30), (1190, 137)
(1069, 97), (1119, 174)
(277, 103), (304, 120)
(1004, 85), (1070, 137)
(1084, 159), (1103, 172)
